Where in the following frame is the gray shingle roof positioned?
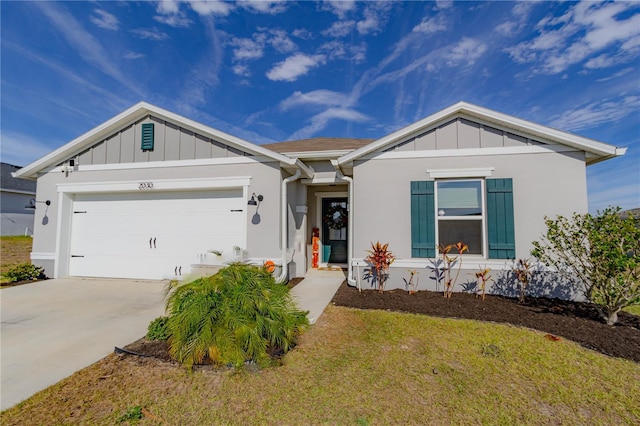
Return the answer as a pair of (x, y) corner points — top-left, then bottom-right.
(262, 137), (374, 153)
(1, 163), (36, 193)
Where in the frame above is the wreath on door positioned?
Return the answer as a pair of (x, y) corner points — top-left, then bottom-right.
(324, 204), (348, 230)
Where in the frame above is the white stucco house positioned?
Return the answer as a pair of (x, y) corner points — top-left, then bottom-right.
(14, 101), (625, 296)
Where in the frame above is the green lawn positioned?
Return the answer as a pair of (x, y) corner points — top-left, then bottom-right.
(2, 305), (638, 425)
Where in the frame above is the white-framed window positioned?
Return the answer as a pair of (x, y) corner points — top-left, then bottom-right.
(435, 179), (485, 255)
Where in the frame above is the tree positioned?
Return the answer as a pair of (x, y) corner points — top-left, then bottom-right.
(531, 207), (640, 325)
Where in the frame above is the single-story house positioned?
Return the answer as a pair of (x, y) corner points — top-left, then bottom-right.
(1, 162), (36, 236)
(15, 101), (625, 297)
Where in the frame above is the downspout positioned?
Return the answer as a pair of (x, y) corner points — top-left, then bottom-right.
(331, 160), (357, 288)
(276, 168), (302, 282)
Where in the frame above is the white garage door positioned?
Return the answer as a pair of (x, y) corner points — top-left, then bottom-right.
(68, 189), (245, 279)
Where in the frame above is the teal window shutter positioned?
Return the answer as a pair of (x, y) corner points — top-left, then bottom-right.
(141, 123), (154, 151)
(411, 181), (436, 258)
(486, 178), (515, 259)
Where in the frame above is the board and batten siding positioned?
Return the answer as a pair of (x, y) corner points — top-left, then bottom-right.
(70, 116), (253, 167)
(386, 117), (545, 153)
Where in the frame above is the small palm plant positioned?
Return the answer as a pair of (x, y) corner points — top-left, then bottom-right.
(365, 241), (395, 293)
(165, 263), (309, 368)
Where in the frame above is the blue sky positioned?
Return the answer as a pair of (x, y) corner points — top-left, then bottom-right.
(1, 0), (639, 212)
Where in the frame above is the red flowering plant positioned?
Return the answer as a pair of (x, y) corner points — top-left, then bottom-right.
(365, 241), (395, 293)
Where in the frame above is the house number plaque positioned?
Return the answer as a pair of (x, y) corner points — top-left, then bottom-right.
(138, 182), (154, 190)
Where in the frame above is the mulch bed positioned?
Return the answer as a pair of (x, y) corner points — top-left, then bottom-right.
(331, 282), (640, 363)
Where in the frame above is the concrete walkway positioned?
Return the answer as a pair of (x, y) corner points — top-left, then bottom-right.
(1, 278), (166, 410)
(290, 268), (346, 324)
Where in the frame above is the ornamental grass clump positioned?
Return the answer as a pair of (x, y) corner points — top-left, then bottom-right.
(164, 263), (309, 368)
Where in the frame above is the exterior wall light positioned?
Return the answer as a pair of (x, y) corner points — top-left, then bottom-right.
(248, 193), (264, 206)
(25, 199), (51, 210)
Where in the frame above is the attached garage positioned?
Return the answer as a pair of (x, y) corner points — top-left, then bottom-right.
(68, 189), (246, 279)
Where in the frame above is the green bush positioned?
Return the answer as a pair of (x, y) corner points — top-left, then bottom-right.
(165, 263), (309, 368)
(146, 316), (169, 341)
(532, 207), (640, 325)
(3, 263), (45, 283)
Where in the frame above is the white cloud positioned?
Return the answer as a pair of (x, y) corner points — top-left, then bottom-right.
(496, 2), (534, 36)
(505, 2), (640, 74)
(413, 16), (447, 34)
(322, 0), (356, 19)
(289, 108), (369, 140)
(154, 0), (192, 27)
(292, 28), (313, 40)
(187, 0), (234, 16)
(548, 96), (640, 131)
(595, 67), (634, 82)
(444, 37), (487, 66)
(357, 4), (389, 35)
(124, 51), (145, 60)
(267, 29), (297, 53)
(434, 0), (453, 11)
(240, 1), (287, 15)
(319, 40), (366, 63)
(229, 37), (264, 61)
(131, 28), (169, 41)
(280, 90), (350, 110)
(90, 9), (119, 31)
(232, 64), (250, 77)
(266, 53), (326, 82)
(322, 20), (355, 37)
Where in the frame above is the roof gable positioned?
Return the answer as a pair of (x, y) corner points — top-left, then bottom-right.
(338, 102), (625, 166)
(16, 102), (310, 179)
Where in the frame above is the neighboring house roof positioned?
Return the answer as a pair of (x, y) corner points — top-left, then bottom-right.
(337, 101), (626, 166)
(263, 137), (374, 154)
(14, 102), (312, 180)
(1, 163), (36, 194)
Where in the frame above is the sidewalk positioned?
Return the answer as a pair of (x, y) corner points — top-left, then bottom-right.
(290, 268), (346, 324)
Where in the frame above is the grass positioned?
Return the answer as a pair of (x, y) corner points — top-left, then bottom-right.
(0, 236), (33, 283)
(624, 304), (640, 316)
(2, 305), (638, 425)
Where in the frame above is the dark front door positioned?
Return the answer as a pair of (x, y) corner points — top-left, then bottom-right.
(321, 197), (348, 263)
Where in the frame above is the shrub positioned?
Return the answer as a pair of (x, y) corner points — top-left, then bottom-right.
(438, 242), (468, 298)
(146, 316), (169, 341)
(531, 207), (640, 325)
(364, 241), (395, 293)
(3, 263), (45, 283)
(513, 258), (534, 303)
(165, 263), (309, 368)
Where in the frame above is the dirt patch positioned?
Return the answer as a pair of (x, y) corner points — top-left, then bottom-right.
(331, 282), (640, 363)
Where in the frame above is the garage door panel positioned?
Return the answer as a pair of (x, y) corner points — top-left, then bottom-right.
(69, 189), (246, 280)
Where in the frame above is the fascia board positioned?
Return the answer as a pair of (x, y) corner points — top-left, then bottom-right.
(338, 101), (623, 165)
(15, 101), (293, 179)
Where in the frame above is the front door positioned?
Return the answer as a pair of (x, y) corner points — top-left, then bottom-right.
(321, 197), (348, 263)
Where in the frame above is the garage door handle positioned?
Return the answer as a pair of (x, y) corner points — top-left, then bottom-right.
(149, 238), (153, 249)
(153, 238), (156, 248)
(71, 255), (84, 258)
(230, 209), (243, 212)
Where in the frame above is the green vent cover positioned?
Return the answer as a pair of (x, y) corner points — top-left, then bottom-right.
(141, 123), (154, 151)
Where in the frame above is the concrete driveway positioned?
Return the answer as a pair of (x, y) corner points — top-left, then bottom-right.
(1, 277), (166, 410)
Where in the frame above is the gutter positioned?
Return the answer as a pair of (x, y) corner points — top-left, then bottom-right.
(331, 160), (357, 288)
(276, 168), (302, 282)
